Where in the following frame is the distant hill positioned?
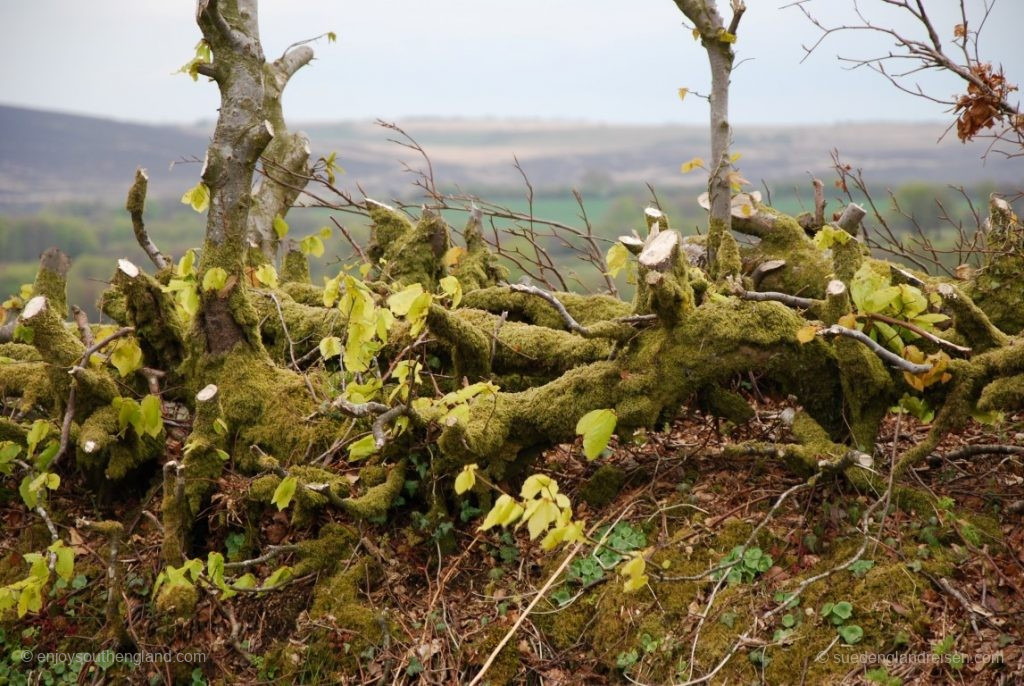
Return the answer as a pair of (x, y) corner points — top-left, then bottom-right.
(1, 104), (1020, 211)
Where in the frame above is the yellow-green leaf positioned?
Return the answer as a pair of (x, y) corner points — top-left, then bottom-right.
(300, 235), (325, 257)
(575, 409), (617, 460)
(387, 283), (425, 316)
(677, 87), (688, 102)
(606, 243), (630, 278)
(319, 336), (342, 360)
(254, 263), (278, 288)
(479, 494), (524, 530)
(273, 214), (290, 239)
(110, 339), (143, 377)
(202, 267), (229, 292)
(272, 476), (297, 511)
(439, 275), (462, 308)
(140, 394), (163, 438)
(180, 182), (210, 213)
(347, 435), (377, 462)
(454, 464), (477, 494)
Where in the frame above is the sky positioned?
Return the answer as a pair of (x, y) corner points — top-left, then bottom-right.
(0, 0), (1022, 126)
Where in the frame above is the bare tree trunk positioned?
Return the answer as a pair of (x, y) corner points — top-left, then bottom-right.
(672, 0), (744, 276)
(195, 0), (274, 354)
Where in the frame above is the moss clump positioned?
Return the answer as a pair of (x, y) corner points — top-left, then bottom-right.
(464, 620), (521, 685)
(0, 360), (53, 416)
(76, 405), (164, 480)
(375, 208), (450, 290)
(342, 461), (405, 520)
(292, 523), (358, 577)
(281, 249), (311, 285)
(580, 464), (626, 508)
(700, 386), (755, 425)
(461, 288), (631, 330)
(155, 583), (199, 620)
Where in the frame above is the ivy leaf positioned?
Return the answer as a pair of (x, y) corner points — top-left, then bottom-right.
(605, 243), (630, 278)
(439, 275), (463, 308)
(347, 435), (377, 462)
(272, 476), (298, 511)
(454, 464), (478, 495)
(273, 214), (289, 239)
(319, 336), (342, 360)
(109, 339), (144, 378)
(575, 409), (617, 460)
(300, 235), (325, 258)
(180, 182), (210, 213)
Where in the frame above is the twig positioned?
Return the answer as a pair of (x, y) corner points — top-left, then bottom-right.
(818, 325), (932, 374)
(508, 284), (588, 335)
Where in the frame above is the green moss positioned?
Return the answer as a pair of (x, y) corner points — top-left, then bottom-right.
(0, 360), (53, 415)
(831, 239), (866, 285)
(256, 291), (342, 363)
(111, 268), (186, 371)
(155, 583), (199, 620)
(451, 210), (508, 290)
(373, 208), (450, 290)
(465, 620), (521, 685)
(341, 461), (405, 520)
(700, 386), (755, 424)
(579, 464), (626, 508)
(76, 405), (163, 480)
(280, 281), (325, 306)
(977, 373), (1024, 412)
(716, 231), (742, 280)
(461, 288), (631, 329)
(281, 249), (312, 285)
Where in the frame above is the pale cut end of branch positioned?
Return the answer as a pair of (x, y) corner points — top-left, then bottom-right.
(826, 279), (847, 297)
(82, 440), (98, 454)
(750, 259), (785, 290)
(197, 384), (220, 402)
(118, 259), (140, 278)
(644, 207), (665, 234)
(619, 235), (645, 255)
(639, 230), (680, 272)
(21, 296), (47, 321)
(836, 203), (866, 235)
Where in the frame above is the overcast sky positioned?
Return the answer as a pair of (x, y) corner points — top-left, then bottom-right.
(1, 1), (1021, 126)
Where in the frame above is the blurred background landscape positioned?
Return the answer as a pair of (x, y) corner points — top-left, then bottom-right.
(2, 102), (1020, 318)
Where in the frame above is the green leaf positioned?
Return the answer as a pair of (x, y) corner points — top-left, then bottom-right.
(139, 395), (164, 438)
(300, 235), (325, 257)
(202, 267), (229, 292)
(180, 182), (210, 213)
(850, 263), (891, 313)
(273, 214), (290, 239)
(109, 339), (144, 378)
(272, 476), (298, 511)
(832, 601), (853, 619)
(319, 336), (342, 360)
(178, 284), (200, 317)
(347, 435), (377, 462)
(575, 409), (617, 460)
(26, 420), (50, 457)
(261, 565), (293, 590)
(838, 624), (864, 644)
